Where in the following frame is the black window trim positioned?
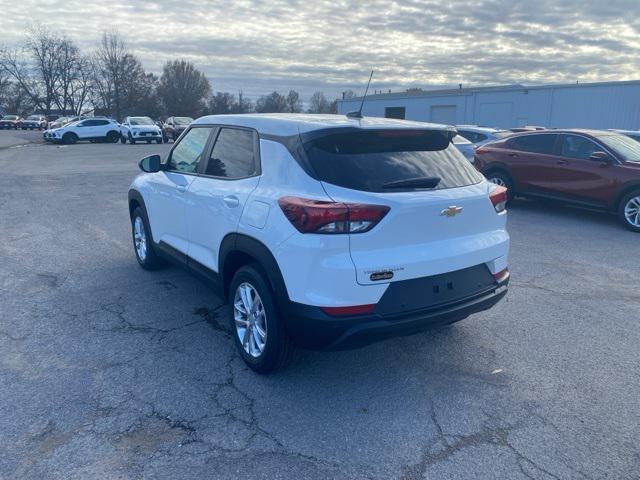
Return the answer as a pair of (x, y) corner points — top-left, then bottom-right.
(199, 124), (262, 181)
(506, 131), (560, 156)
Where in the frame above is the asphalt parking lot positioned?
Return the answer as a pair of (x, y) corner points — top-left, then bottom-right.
(0, 130), (638, 480)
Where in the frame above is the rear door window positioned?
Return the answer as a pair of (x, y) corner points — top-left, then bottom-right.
(509, 134), (558, 154)
(205, 127), (258, 178)
(304, 129), (483, 193)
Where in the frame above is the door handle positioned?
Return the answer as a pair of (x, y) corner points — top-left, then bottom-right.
(176, 185), (187, 193)
(223, 195), (240, 208)
(508, 153), (518, 157)
(557, 160), (568, 165)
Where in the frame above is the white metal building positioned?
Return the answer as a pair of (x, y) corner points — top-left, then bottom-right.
(336, 80), (640, 130)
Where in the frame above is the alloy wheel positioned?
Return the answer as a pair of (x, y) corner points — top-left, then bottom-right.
(133, 216), (147, 261)
(624, 195), (640, 227)
(488, 176), (507, 187)
(233, 282), (267, 358)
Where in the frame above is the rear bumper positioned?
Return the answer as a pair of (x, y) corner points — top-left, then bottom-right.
(282, 275), (509, 350)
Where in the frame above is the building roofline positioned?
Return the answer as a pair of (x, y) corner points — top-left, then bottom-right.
(338, 79), (640, 104)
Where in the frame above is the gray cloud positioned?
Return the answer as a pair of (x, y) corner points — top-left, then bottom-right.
(2, 0), (639, 100)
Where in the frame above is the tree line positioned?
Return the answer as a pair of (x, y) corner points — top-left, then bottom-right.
(0, 26), (355, 119)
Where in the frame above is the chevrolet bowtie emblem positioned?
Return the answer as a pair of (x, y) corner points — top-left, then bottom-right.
(440, 206), (463, 217)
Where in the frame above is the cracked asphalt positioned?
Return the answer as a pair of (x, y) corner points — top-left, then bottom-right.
(0, 130), (638, 479)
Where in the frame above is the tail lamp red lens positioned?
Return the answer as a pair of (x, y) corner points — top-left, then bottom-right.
(475, 146), (489, 155)
(278, 196), (389, 234)
(489, 186), (508, 213)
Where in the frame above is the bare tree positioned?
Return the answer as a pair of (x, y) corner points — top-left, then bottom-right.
(67, 55), (93, 115)
(233, 90), (253, 113)
(93, 31), (131, 120)
(1, 28), (88, 115)
(342, 89), (356, 99)
(157, 59), (211, 117)
(285, 90), (302, 113)
(0, 66), (11, 111)
(54, 38), (83, 113)
(0, 46), (44, 112)
(307, 91), (331, 113)
(1, 82), (34, 115)
(25, 25), (66, 114)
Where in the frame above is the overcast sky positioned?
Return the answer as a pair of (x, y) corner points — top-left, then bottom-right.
(3, 0), (640, 100)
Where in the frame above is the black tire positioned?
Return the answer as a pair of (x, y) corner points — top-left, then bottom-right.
(120, 135), (127, 144)
(129, 134), (136, 145)
(156, 138), (162, 144)
(617, 190), (640, 233)
(106, 131), (119, 143)
(228, 264), (297, 374)
(63, 132), (77, 145)
(131, 207), (165, 270)
(484, 169), (515, 202)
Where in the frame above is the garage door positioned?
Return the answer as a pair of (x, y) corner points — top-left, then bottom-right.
(430, 105), (457, 125)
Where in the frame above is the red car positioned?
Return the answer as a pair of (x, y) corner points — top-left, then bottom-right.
(474, 129), (640, 232)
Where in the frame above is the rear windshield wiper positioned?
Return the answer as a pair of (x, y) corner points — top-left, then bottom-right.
(382, 177), (441, 189)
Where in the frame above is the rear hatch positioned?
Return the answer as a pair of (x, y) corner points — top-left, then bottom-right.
(303, 128), (508, 285)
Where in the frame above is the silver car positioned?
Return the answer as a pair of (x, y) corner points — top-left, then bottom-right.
(609, 129), (640, 143)
(456, 125), (512, 146)
(453, 134), (475, 163)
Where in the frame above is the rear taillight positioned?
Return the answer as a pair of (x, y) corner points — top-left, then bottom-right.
(489, 186), (508, 213)
(320, 304), (376, 316)
(475, 146), (489, 155)
(278, 196), (389, 234)
(493, 268), (509, 283)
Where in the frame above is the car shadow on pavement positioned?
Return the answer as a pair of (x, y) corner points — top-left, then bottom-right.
(508, 197), (622, 231)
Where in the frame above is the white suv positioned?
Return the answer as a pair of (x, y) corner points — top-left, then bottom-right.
(119, 116), (163, 144)
(128, 114), (510, 373)
(43, 117), (120, 144)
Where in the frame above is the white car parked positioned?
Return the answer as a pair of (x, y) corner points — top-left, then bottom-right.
(21, 115), (47, 130)
(43, 117), (121, 144)
(128, 114), (510, 373)
(119, 116), (163, 144)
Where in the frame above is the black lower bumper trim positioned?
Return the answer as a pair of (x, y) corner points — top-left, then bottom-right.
(282, 282), (508, 351)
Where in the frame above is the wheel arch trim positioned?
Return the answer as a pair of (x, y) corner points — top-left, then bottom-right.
(613, 181), (640, 211)
(219, 233), (290, 305)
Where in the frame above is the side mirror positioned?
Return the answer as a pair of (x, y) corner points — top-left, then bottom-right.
(589, 151), (613, 164)
(139, 154), (162, 173)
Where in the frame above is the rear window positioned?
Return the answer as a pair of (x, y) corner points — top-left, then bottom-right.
(508, 134), (557, 154)
(304, 130), (484, 193)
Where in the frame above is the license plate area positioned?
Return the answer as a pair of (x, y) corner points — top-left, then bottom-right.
(375, 264), (496, 316)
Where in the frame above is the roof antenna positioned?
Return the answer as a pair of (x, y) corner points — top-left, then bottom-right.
(346, 70), (374, 119)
